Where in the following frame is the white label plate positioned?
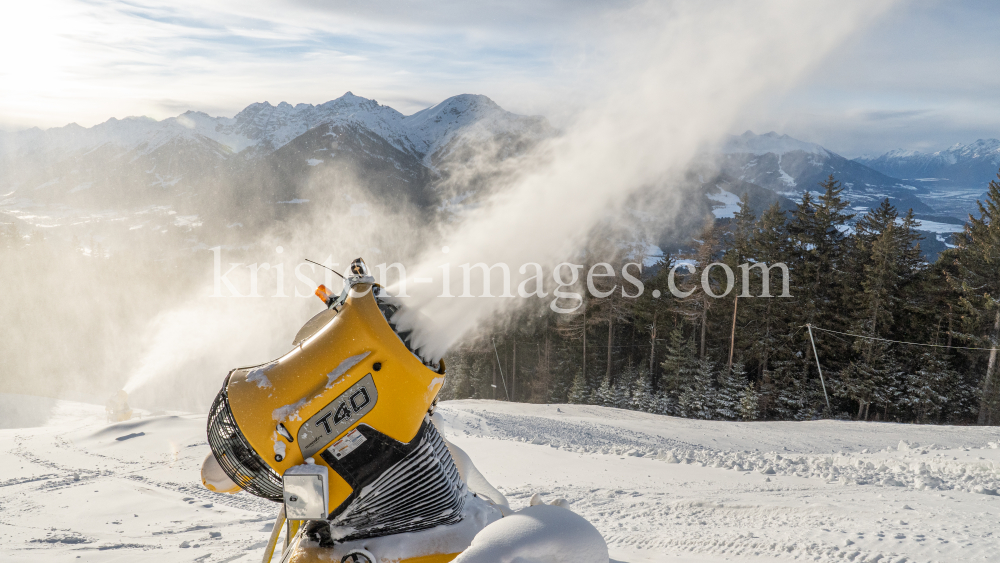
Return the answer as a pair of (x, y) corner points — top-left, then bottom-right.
(298, 373), (378, 458)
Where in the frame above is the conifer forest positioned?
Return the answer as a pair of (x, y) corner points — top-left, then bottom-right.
(441, 174), (1000, 426)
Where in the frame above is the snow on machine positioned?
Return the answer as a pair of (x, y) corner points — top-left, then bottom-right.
(201, 258), (504, 563)
(200, 257), (608, 563)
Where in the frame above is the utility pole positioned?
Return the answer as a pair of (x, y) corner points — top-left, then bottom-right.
(649, 309), (658, 377)
(491, 337), (510, 401)
(582, 306), (587, 382)
(511, 339), (517, 402)
(727, 295), (739, 374)
(805, 324), (831, 411)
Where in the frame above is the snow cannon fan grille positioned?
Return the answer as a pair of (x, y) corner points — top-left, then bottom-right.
(207, 388), (284, 501)
(306, 418), (466, 544)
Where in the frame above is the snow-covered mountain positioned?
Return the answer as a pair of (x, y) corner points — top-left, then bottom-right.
(721, 131), (828, 157)
(0, 93), (546, 164)
(3, 107), (976, 258)
(0, 93), (553, 230)
(712, 131), (933, 213)
(855, 139), (1000, 188)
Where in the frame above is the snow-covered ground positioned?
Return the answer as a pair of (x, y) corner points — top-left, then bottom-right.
(706, 189), (741, 219)
(440, 402), (1000, 563)
(912, 220), (965, 234)
(2, 395), (999, 562)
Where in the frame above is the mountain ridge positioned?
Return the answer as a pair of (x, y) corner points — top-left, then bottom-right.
(0, 102), (974, 263)
(855, 139), (1000, 187)
(0, 93), (549, 165)
(0, 93), (556, 241)
(708, 131), (933, 214)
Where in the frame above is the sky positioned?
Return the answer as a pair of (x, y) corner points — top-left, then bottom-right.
(0, 0), (997, 158)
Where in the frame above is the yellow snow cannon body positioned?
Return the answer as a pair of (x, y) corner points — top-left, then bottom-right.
(205, 258), (494, 563)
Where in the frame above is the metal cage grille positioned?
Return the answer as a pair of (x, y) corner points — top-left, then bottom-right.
(206, 388), (283, 502)
(330, 419), (466, 541)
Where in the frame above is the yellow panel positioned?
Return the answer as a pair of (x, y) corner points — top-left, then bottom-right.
(288, 547), (460, 563)
(201, 479), (240, 494)
(224, 284), (444, 510)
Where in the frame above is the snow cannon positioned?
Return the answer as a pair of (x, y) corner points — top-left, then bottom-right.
(105, 390), (133, 423)
(204, 258), (498, 563)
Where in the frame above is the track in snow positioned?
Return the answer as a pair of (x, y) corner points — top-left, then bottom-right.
(2, 396), (1000, 562)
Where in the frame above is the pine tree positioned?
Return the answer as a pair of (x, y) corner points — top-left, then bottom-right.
(731, 191), (757, 259)
(679, 359), (717, 419)
(594, 374), (614, 407)
(784, 176), (854, 415)
(654, 391), (676, 416)
(588, 261), (631, 388)
(631, 256), (675, 391)
(838, 199), (925, 419)
(904, 351), (954, 423)
(556, 307), (589, 397)
(943, 174), (1000, 424)
(770, 359), (807, 420)
(739, 384), (759, 421)
(660, 327), (699, 398)
(629, 366), (656, 412)
(943, 367), (982, 424)
(689, 222), (725, 360)
(567, 368), (589, 404)
(716, 359), (747, 420)
(740, 202), (792, 415)
(838, 343), (903, 420)
(720, 194), (756, 375)
(610, 364), (634, 409)
(441, 348), (472, 400)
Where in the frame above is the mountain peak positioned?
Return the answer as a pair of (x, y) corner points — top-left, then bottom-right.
(401, 94), (538, 159)
(961, 138), (1000, 151)
(723, 131), (828, 156)
(322, 91), (381, 107)
(884, 148), (922, 158)
(439, 94), (500, 109)
(408, 94), (502, 118)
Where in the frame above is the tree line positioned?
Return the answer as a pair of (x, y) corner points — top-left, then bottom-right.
(441, 173), (1000, 425)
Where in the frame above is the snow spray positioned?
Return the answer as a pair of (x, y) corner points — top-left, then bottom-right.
(389, 0), (897, 362)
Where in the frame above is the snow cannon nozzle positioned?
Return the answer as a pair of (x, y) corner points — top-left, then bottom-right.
(347, 257), (375, 287)
(350, 257), (369, 276)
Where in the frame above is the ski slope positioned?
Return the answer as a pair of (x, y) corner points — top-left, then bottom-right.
(2, 395), (999, 562)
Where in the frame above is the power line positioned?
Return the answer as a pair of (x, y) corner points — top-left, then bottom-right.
(806, 325), (994, 351)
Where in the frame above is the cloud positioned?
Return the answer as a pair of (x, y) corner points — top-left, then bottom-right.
(0, 0), (602, 130)
(862, 109), (932, 122)
(1, 0), (998, 159)
(729, 0), (1000, 156)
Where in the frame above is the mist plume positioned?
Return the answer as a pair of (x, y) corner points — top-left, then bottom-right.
(390, 0), (896, 361)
